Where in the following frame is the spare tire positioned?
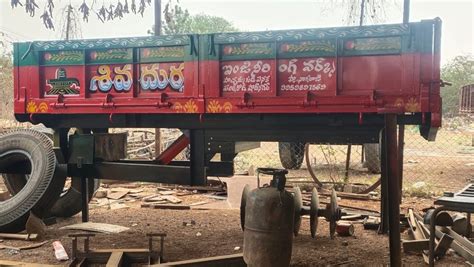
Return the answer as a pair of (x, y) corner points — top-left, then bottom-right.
(49, 178), (99, 218)
(0, 129), (66, 232)
(3, 128), (99, 218)
(278, 142), (305, 170)
(363, 143), (381, 174)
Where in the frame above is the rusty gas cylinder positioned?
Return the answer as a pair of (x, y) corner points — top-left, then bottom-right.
(243, 168), (294, 267)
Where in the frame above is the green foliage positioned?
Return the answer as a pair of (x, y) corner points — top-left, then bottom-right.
(151, 2), (238, 35)
(0, 53), (14, 119)
(441, 55), (474, 116)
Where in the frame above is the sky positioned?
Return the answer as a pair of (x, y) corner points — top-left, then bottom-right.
(0, 0), (472, 65)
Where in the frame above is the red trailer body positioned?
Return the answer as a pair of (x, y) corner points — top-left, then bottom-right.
(13, 19), (442, 134)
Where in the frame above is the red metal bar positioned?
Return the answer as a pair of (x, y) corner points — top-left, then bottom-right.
(155, 134), (190, 165)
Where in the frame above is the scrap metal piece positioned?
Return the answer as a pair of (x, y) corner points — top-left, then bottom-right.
(310, 188), (319, 238)
(293, 187), (303, 237)
(327, 189), (340, 239)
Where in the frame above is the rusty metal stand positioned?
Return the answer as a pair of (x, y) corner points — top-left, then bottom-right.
(386, 114), (401, 266)
(69, 232), (166, 266)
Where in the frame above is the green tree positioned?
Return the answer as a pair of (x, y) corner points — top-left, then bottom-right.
(150, 2), (238, 35)
(441, 55), (474, 116)
(0, 54), (13, 119)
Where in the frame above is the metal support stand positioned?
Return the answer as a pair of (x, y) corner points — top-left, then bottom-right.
(398, 125), (405, 203)
(344, 144), (351, 182)
(78, 157), (89, 223)
(81, 176), (89, 223)
(386, 114), (401, 267)
(190, 130), (206, 186)
(379, 129), (389, 234)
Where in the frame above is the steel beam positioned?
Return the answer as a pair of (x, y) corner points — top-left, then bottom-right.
(190, 130), (206, 186)
(69, 162), (191, 185)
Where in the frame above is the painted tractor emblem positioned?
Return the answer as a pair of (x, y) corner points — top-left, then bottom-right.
(46, 68), (80, 95)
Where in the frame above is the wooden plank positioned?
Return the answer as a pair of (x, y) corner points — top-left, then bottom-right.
(151, 253), (245, 267)
(439, 226), (474, 251)
(106, 251), (124, 267)
(0, 241), (48, 251)
(0, 260), (59, 267)
(107, 190), (129, 200)
(0, 233), (38, 240)
(415, 214), (474, 263)
(141, 204), (190, 210)
(402, 239), (429, 252)
(434, 233), (454, 258)
(60, 222), (130, 233)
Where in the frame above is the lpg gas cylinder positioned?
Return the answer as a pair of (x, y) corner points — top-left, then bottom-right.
(243, 168), (294, 267)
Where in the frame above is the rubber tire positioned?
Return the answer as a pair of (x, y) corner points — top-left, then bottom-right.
(49, 178), (99, 218)
(363, 143), (381, 174)
(0, 129), (66, 233)
(4, 175), (99, 218)
(3, 129), (100, 218)
(278, 142), (305, 170)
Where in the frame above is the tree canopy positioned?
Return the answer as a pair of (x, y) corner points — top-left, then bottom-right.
(441, 55), (474, 116)
(150, 3), (238, 35)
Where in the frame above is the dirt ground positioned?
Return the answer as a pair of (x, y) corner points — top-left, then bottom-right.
(0, 184), (470, 266)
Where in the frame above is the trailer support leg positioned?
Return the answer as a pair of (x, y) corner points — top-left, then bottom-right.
(386, 114), (401, 266)
(81, 177), (89, 223)
(190, 130), (206, 186)
(379, 128), (389, 234)
(398, 125), (405, 203)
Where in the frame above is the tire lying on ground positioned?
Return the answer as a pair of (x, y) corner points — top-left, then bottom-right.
(48, 178), (99, 218)
(0, 129), (66, 233)
(2, 128), (100, 218)
(4, 175), (99, 218)
(278, 142), (305, 170)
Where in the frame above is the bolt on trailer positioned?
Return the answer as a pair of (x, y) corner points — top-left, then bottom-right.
(1, 18), (442, 264)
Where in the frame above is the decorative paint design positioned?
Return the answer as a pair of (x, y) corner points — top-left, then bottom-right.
(32, 35), (189, 51)
(207, 100), (232, 113)
(173, 99), (198, 113)
(280, 40), (335, 53)
(26, 101), (48, 113)
(221, 43), (273, 57)
(140, 63), (185, 92)
(405, 97), (420, 112)
(278, 58), (336, 91)
(214, 24), (409, 43)
(141, 47), (185, 61)
(89, 64), (133, 93)
(344, 37), (401, 52)
(221, 60), (272, 93)
(42, 50), (83, 65)
(45, 68), (80, 95)
(394, 98), (404, 109)
(89, 49), (132, 63)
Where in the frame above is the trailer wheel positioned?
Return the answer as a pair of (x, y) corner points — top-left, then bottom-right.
(363, 143), (381, 174)
(0, 129), (65, 232)
(278, 142), (305, 170)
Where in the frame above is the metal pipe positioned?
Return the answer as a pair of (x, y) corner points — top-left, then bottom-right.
(398, 124), (405, 203)
(385, 114), (401, 266)
(403, 0), (410, 24)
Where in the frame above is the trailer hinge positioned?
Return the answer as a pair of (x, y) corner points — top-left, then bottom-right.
(101, 94), (115, 108)
(236, 92), (255, 109)
(158, 93), (172, 108)
(302, 92), (317, 107)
